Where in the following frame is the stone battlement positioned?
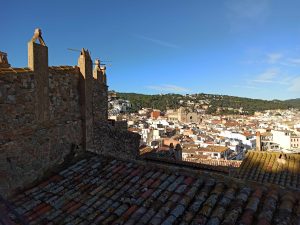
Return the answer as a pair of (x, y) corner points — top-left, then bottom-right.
(0, 29), (140, 197)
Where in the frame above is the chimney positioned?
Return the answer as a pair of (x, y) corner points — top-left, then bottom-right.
(78, 49), (93, 151)
(0, 51), (10, 68)
(28, 28), (49, 121)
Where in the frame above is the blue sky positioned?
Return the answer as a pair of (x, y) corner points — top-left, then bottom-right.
(1, 0), (300, 100)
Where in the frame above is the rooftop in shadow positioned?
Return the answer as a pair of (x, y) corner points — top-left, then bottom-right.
(237, 151), (300, 189)
(2, 152), (300, 225)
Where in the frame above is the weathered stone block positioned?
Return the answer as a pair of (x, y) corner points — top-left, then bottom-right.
(92, 121), (140, 160)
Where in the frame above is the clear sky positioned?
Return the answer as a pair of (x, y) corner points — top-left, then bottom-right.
(1, 0), (300, 100)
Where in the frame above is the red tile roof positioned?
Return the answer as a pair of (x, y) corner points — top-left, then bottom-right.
(5, 154), (300, 224)
(237, 151), (300, 189)
(185, 157), (242, 168)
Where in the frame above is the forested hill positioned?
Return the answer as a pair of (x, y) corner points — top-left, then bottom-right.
(116, 92), (300, 115)
(284, 98), (300, 108)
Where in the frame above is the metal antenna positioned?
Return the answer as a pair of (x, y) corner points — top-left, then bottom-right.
(94, 63), (113, 66)
(67, 48), (112, 66)
(67, 48), (81, 52)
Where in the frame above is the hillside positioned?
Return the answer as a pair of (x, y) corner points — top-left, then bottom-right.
(116, 92), (299, 115)
(284, 98), (300, 108)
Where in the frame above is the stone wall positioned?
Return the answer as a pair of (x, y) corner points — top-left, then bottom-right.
(91, 65), (140, 160)
(48, 67), (81, 120)
(0, 121), (82, 196)
(93, 121), (141, 160)
(108, 119), (128, 131)
(0, 71), (36, 131)
(0, 31), (140, 197)
(0, 66), (83, 197)
(93, 80), (108, 122)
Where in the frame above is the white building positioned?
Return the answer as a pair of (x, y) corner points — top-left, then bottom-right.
(182, 145), (230, 160)
(220, 131), (256, 149)
(271, 130), (300, 149)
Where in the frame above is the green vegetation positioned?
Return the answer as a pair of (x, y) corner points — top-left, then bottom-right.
(284, 98), (300, 108)
(117, 93), (181, 112)
(117, 92), (299, 115)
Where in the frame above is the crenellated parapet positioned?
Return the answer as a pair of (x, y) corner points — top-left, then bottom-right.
(28, 28), (50, 122)
(0, 51), (10, 68)
(0, 28), (141, 197)
(77, 48), (94, 151)
(93, 59), (109, 122)
(0, 28), (113, 196)
(93, 59), (107, 86)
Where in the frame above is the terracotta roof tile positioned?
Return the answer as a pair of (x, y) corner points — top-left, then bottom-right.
(5, 155), (300, 224)
(237, 151), (300, 189)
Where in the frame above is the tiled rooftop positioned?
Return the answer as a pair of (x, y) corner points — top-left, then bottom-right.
(143, 154), (232, 174)
(184, 157), (242, 168)
(5, 154), (300, 225)
(196, 146), (229, 153)
(141, 150), (237, 174)
(237, 151), (300, 189)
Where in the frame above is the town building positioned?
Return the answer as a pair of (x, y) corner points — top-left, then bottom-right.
(182, 145), (231, 160)
(166, 107), (202, 123)
(256, 129), (300, 152)
(150, 110), (161, 119)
